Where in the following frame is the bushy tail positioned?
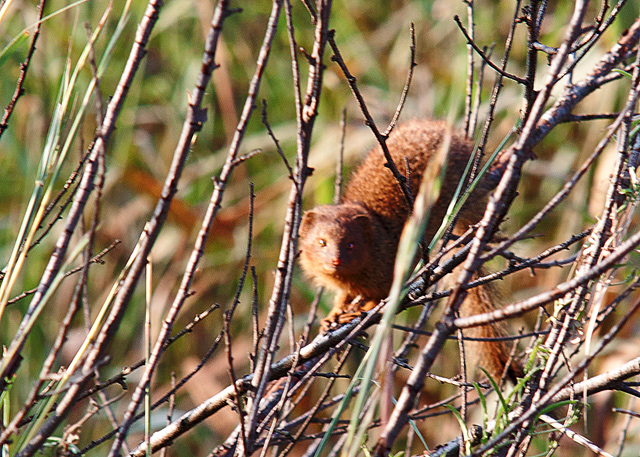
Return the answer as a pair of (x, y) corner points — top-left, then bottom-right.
(458, 277), (524, 383)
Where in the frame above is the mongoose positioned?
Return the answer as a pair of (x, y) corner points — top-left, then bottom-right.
(298, 119), (520, 380)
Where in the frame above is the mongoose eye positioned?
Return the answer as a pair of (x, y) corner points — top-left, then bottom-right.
(346, 243), (354, 249)
(318, 239), (327, 247)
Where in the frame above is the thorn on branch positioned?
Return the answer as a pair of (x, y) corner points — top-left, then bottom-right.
(533, 42), (558, 56)
(223, 7), (243, 19)
(299, 46), (314, 65)
(191, 106), (208, 130)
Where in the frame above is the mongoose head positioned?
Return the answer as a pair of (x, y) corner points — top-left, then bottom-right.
(298, 203), (373, 277)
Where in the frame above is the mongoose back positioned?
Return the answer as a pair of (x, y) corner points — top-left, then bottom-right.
(299, 119), (520, 380)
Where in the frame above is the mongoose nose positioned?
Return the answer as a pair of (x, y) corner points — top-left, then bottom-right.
(332, 258), (341, 266)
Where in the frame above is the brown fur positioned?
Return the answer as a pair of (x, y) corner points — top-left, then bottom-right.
(299, 119), (520, 380)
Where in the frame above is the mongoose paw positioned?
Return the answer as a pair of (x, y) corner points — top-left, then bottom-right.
(320, 309), (368, 334)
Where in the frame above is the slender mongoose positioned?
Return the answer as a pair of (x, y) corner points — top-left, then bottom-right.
(299, 119), (520, 380)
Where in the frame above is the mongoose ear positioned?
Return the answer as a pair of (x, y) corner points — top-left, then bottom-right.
(351, 214), (372, 236)
(299, 210), (317, 236)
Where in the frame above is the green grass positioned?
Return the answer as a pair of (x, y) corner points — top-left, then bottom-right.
(1, 0), (640, 455)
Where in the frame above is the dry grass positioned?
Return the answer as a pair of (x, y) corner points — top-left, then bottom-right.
(1, 0), (640, 456)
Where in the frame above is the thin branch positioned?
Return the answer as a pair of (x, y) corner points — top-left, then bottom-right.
(334, 107), (347, 203)
(520, 0), (543, 122)
(80, 333), (223, 454)
(103, 2), (237, 454)
(246, 0), (331, 450)
(0, 0), (47, 138)
(1, 0), (164, 392)
(453, 15), (528, 86)
(383, 23), (416, 137)
(327, 31), (414, 206)
(454, 229), (640, 330)
(473, 297), (640, 456)
(7, 241), (120, 306)
(128, 314), (373, 456)
(223, 311), (248, 454)
(463, 0), (475, 139)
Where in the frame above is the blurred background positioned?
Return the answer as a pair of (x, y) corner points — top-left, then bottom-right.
(1, 0), (639, 455)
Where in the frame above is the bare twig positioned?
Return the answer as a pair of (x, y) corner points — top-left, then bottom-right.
(223, 310), (248, 454)
(383, 23), (417, 137)
(328, 31), (414, 206)
(0, 0), (47, 138)
(334, 107), (347, 203)
(246, 0), (331, 450)
(102, 2), (238, 454)
(463, 0), (475, 139)
(453, 15), (528, 86)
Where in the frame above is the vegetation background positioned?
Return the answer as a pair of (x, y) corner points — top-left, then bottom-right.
(1, 0), (640, 456)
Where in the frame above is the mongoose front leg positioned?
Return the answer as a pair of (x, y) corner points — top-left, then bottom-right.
(321, 291), (354, 332)
(321, 293), (379, 332)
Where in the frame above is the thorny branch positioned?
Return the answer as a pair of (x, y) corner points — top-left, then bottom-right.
(0, 0), (47, 138)
(4, 1), (640, 456)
